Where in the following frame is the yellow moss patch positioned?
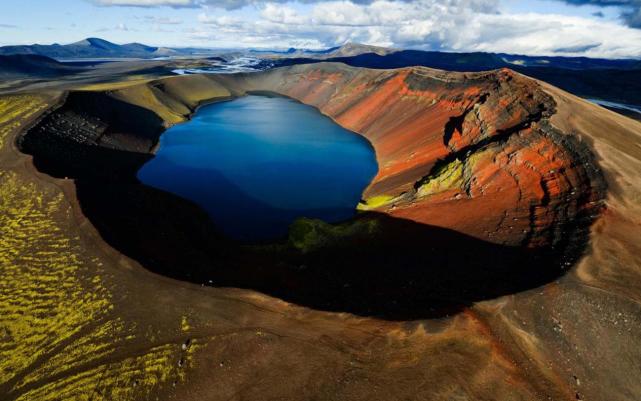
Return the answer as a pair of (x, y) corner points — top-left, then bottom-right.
(0, 95), (49, 149)
(0, 170), (199, 401)
(111, 84), (187, 125)
(14, 339), (203, 401)
(357, 195), (395, 211)
(76, 75), (156, 91)
(0, 171), (108, 388)
(77, 75), (232, 129)
(157, 75), (231, 109)
(181, 316), (191, 333)
(416, 158), (464, 197)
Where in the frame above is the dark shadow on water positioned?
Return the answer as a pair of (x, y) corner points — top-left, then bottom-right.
(18, 93), (585, 321)
(139, 157), (366, 242)
(74, 174), (570, 320)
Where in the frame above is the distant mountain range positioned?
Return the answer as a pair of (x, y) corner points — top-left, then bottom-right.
(1, 37), (640, 71)
(274, 49), (641, 71)
(0, 38), (208, 59)
(0, 38), (397, 60)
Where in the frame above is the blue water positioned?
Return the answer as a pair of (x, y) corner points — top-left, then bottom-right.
(137, 95), (378, 241)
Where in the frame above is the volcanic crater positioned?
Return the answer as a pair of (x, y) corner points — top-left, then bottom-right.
(18, 63), (606, 320)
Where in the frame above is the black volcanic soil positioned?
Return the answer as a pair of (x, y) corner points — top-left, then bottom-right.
(0, 54), (83, 79)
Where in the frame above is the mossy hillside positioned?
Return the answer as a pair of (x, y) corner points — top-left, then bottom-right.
(0, 95), (48, 149)
(97, 76), (232, 129)
(156, 74), (232, 109)
(76, 75), (155, 92)
(110, 84), (188, 125)
(0, 95), (201, 401)
(0, 171), (196, 401)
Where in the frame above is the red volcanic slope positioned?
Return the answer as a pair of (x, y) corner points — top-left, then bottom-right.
(227, 64), (604, 249)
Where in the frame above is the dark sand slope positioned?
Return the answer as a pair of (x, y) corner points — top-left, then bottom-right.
(0, 55), (82, 79)
(1, 64), (640, 400)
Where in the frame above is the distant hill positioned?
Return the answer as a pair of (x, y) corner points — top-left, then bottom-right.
(274, 50), (641, 71)
(0, 38), (185, 59)
(499, 53), (641, 70)
(249, 47), (335, 58)
(322, 43), (395, 58)
(249, 43), (395, 59)
(0, 54), (82, 78)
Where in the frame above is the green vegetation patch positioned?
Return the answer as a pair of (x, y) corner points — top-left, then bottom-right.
(289, 217), (380, 253)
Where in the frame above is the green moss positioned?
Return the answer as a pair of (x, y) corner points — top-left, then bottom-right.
(416, 158), (464, 197)
(289, 217), (380, 253)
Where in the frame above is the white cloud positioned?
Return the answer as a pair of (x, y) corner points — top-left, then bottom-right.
(96, 22), (140, 32)
(94, 0), (196, 6)
(144, 16), (184, 24)
(462, 13), (641, 58)
(91, 0), (641, 57)
(261, 3), (307, 24)
(189, 0), (641, 57)
(94, 0), (293, 9)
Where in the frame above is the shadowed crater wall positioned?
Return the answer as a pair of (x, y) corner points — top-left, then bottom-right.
(18, 65), (606, 320)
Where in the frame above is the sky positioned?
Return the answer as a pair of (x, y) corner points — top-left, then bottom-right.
(1, 0), (640, 58)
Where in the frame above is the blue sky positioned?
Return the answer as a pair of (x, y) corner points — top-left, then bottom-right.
(1, 0), (640, 58)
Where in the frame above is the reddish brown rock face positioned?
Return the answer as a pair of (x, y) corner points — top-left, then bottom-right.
(234, 65), (605, 250)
